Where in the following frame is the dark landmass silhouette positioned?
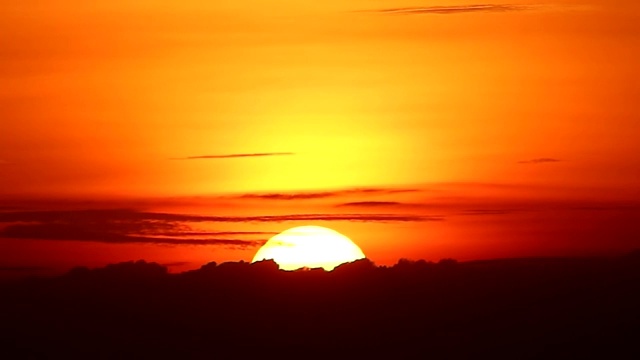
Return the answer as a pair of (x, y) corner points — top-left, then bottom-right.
(1, 253), (639, 359)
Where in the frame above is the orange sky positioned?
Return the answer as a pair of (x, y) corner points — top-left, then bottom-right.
(1, 1), (639, 275)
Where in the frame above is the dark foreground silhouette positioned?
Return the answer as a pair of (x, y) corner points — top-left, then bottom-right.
(2, 253), (639, 359)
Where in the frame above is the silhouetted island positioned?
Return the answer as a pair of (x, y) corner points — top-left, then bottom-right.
(2, 253), (639, 359)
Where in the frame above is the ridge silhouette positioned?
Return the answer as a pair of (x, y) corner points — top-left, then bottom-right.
(1, 254), (639, 359)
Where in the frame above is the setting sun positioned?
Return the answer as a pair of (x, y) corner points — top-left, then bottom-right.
(1, 1), (639, 357)
(251, 226), (365, 271)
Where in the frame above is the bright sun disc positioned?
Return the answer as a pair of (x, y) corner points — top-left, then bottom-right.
(251, 226), (366, 271)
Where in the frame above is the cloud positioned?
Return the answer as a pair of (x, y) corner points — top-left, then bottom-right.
(234, 188), (418, 201)
(367, 4), (533, 15)
(459, 209), (516, 216)
(182, 213), (438, 223)
(150, 231), (278, 237)
(337, 201), (403, 208)
(0, 209), (436, 224)
(0, 224), (265, 248)
(518, 158), (561, 164)
(172, 152), (294, 160)
(335, 202), (520, 216)
(232, 214), (442, 223)
(0, 209), (438, 224)
(0, 209), (273, 248)
(0, 209), (439, 247)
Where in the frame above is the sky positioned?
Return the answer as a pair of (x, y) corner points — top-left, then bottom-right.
(1, 0), (639, 276)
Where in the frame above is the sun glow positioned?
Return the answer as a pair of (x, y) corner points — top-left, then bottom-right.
(251, 226), (366, 271)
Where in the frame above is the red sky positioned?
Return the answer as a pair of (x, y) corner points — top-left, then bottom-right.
(1, 0), (639, 276)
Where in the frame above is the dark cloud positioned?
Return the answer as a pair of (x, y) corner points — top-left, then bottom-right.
(172, 152), (294, 160)
(337, 201), (403, 207)
(235, 213), (441, 223)
(177, 212), (438, 223)
(459, 209), (516, 216)
(518, 158), (561, 164)
(0, 209), (438, 224)
(0, 209), (439, 247)
(0, 210), (440, 225)
(336, 202), (520, 216)
(0, 208), (148, 223)
(368, 4), (532, 15)
(150, 231), (278, 237)
(0, 224), (265, 248)
(235, 188), (418, 201)
(0, 209), (272, 248)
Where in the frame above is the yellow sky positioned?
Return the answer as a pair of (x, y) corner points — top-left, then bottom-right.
(2, 0), (639, 197)
(1, 1), (640, 276)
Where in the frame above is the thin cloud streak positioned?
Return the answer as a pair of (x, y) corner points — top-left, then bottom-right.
(459, 209), (516, 216)
(0, 209), (440, 224)
(231, 214), (441, 223)
(518, 158), (561, 164)
(0, 209), (440, 247)
(151, 231), (278, 237)
(172, 152), (294, 160)
(368, 4), (533, 15)
(0, 209), (274, 248)
(234, 188), (418, 201)
(0, 224), (265, 248)
(337, 201), (403, 207)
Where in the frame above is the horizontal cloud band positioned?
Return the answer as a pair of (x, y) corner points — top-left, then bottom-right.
(172, 152), (294, 160)
(0, 209), (440, 246)
(367, 4), (532, 15)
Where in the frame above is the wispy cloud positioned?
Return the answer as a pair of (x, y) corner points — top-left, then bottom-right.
(459, 209), (516, 216)
(337, 201), (403, 208)
(0, 224), (265, 248)
(150, 231), (278, 237)
(367, 4), (534, 15)
(0, 209), (440, 247)
(0, 209), (439, 224)
(234, 214), (442, 223)
(518, 158), (561, 165)
(234, 188), (418, 201)
(172, 152), (294, 160)
(335, 201), (521, 216)
(0, 209), (270, 248)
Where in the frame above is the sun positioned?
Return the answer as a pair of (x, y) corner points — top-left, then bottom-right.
(251, 226), (366, 271)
